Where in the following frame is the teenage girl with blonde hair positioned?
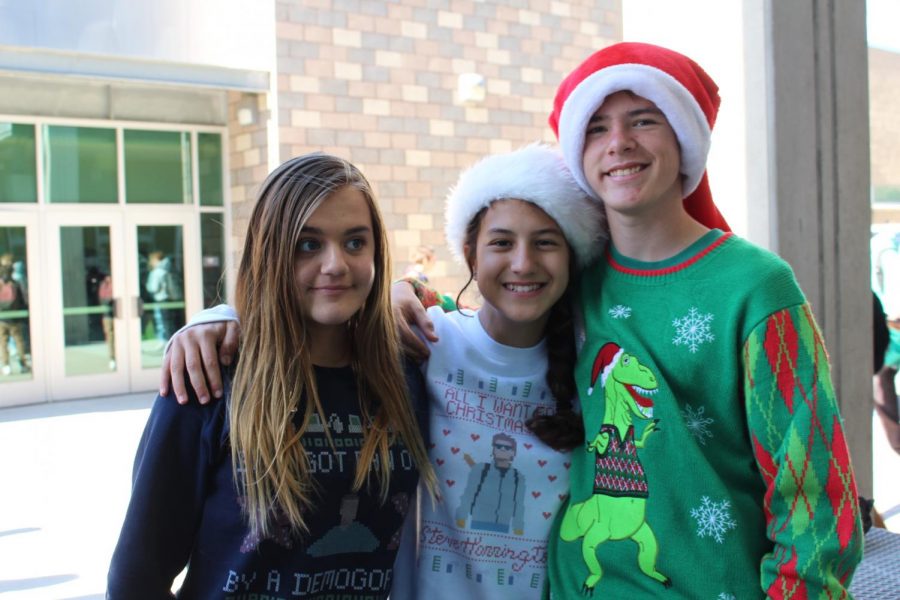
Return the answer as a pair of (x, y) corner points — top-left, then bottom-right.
(108, 153), (434, 599)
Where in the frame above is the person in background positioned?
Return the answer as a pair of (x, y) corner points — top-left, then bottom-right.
(145, 250), (181, 344)
(402, 245), (436, 284)
(0, 255), (28, 376)
(873, 291), (900, 453)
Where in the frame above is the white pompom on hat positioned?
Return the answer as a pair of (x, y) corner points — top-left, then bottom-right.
(548, 42), (729, 232)
(444, 143), (607, 269)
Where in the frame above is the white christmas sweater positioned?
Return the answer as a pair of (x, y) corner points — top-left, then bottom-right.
(392, 307), (571, 600)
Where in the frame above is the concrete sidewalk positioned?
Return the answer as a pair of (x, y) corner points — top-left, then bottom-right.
(0, 393), (898, 599)
(0, 392), (154, 599)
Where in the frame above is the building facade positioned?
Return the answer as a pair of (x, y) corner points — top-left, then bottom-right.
(0, 0), (621, 405)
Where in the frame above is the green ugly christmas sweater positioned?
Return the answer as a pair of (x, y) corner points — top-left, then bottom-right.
(546, 230), (863, 600)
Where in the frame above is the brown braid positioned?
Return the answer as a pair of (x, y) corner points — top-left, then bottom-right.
(525, 279), (585, 451)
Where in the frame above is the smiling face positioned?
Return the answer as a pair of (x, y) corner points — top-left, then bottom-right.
(466, 199), (570, 348)
(581, 90), (683, 223)
(294, 185), (376, 343)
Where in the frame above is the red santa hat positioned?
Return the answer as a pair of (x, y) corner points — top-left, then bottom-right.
(548, 42), (729, 231)
(587, 342), (624, 396)
(445, 143), (607, 269)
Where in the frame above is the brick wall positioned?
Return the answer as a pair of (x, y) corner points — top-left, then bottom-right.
(227, 91), (272, 265)
(262, 0), (621, 295)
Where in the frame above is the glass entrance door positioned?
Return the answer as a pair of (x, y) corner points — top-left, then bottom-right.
(125, 209), (198, 391)
(45, 212), (127, 400)
(45, 209), (198, 400)
(0, 214), (42, 407)
(59, 225), (121, 377)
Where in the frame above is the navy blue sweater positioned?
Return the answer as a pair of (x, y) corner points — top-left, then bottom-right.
(108, 363), (426, 599)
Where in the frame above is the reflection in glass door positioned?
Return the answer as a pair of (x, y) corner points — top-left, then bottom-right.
(137, 226), (186, 369)
(59, 226), (117, 376)
(0, 227), (31, 381)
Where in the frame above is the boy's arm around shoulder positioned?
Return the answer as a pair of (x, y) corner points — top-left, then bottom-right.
(391, 278), (451, 362)
(161, 303), (240, 404)
(107, 389), (227, 598)
(742, 303), (863, 597)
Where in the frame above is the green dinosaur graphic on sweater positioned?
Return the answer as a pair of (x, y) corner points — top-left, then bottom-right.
(560, 342), (671, 593)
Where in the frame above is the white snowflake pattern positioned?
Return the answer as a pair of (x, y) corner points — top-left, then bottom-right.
(690, 496), (737, 543)
(672, 306), (715, 353)
(718, 594), (736, 600)
(608, 304), (632, 319)
(682, 404), (714, 445)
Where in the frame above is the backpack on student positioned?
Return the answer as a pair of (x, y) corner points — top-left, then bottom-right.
(0, 279), (21, 311)
(98, 275), (113, 302)
(163, 271), (183, 301)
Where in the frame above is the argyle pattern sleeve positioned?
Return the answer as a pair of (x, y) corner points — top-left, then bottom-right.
(743, 303), (863, 599)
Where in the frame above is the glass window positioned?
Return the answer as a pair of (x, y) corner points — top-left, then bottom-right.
(0, 123), (37, 204)
(874, 186), (900, 204)
(200, 213), (227, 307)
(198, 133), (224, 207)
(0, 227), (32, 381)
(43, 125), (118, 204)
(124, 130), (192, 204)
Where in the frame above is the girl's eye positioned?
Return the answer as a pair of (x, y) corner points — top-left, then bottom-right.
(488, 239), (512, 248)
(298, 239), (320, 253)
(346, 238), (366, 251)
(634, 118), (657, 128)
(536, 238), (561, 249)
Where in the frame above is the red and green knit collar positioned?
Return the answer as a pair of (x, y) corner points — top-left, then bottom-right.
(606, 229), (732, 277)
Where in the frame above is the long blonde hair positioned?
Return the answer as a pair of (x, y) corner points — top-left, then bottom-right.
(230, 153), (435, 539)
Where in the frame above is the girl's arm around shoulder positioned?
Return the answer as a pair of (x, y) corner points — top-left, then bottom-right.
(742, 303), (863, 596)
(107, 390), (227, 599)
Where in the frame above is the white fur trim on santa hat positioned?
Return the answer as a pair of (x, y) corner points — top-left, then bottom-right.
(557, 63), (711, 202)
(444, 143), (606, 269)
(599, 347), (624, 388)
(587, 345), (624, 395)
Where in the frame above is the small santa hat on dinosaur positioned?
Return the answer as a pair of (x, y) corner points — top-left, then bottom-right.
(588, 342), (624, 396)
(548, 41), (730, 232)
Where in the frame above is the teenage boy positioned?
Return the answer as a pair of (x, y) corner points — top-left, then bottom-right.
(543, 41), (861, 598)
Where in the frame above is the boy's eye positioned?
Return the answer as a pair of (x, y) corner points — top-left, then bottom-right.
(586, 124), (607, 135)
(536, 238), (561, 248)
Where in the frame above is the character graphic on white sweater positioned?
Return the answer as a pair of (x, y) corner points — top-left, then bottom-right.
(455, 433), (526, 535)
